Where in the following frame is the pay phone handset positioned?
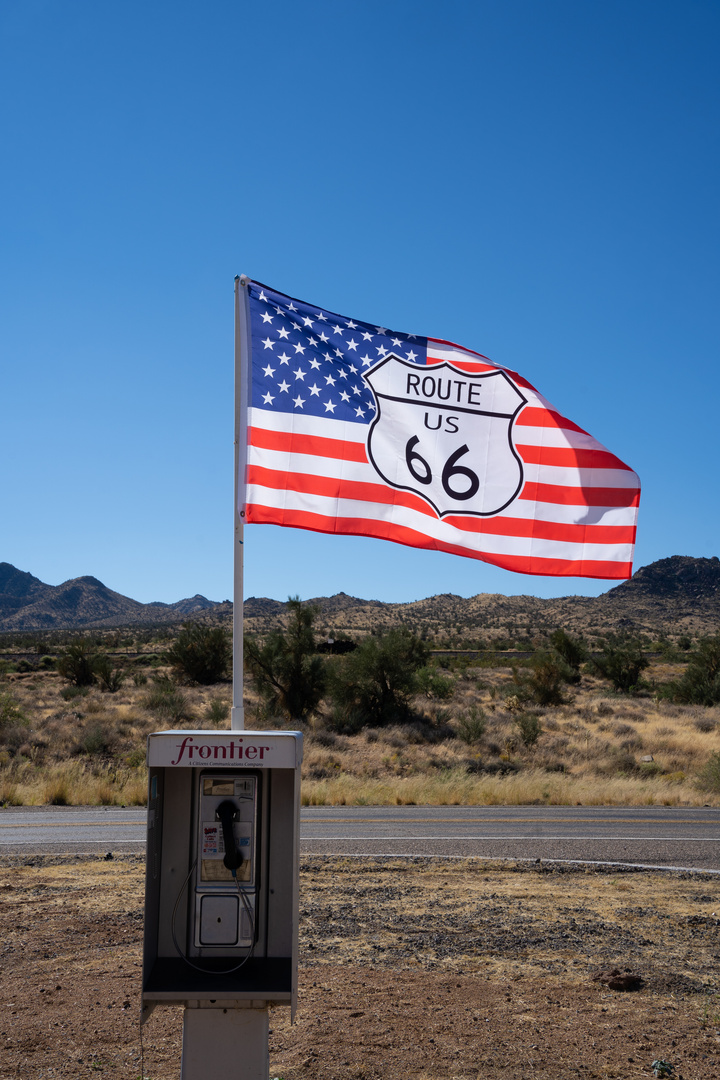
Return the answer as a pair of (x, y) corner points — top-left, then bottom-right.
(171, 771), (260, 973)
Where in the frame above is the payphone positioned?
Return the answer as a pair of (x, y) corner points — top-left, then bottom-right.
(142, 730), (303, 1022)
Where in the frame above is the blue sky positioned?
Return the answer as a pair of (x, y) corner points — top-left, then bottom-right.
(1, 0), (718, 605)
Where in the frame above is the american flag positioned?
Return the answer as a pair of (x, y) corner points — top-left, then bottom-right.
(239, 279), (640, 579)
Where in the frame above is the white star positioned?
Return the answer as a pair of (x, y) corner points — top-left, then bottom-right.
(375, 326), (387, 335)
(262, 391), (275, 405)
(324, 399), (336, 413)
(407, 334), (417, 340)
(307, 336), (318, 347)
(406, 349), (418, 362)
(334, 348), (343, 359)
(278, 352), (291, 365)
(332, 324), (344, 336)
(391, 337), (402, 348)
(362, 331), (373, 341)
(278, 380), (290, 392)
(293, 395), (305, 408)
(339, 368), (348, 379)
(287, 301), (297, 311)
(324, 351), (333, 362)
(355, 405), (366, 418)
(275, 305), (285, 316)
(262, 337), (274, 350)
(309, 357), (321, 370)
(352, 384), (361, 395)
(376, 344), (388, 356)
(309, 383), (321, 396)
(262, 364), (275, 377)
(316, 311), (327, 321)
(347, 338), (358, 351)
(277, 326), (290, 340)
(319, 331), (329, 343)
(325, 373), (336, 386)
(258, 290), (268, 302)
(340, 390), (350, 403)
(361, 353), (374, 367)
(349, 363), (358, 374)
(346, 319), (357, 329)
(293, 342), (306, 354)
(261, 312), (274, 324)
(302, 316), (313, 328)
(293, 367), (306, 381)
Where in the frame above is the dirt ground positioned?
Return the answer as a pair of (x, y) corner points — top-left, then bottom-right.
(0, 856), (719, 1080)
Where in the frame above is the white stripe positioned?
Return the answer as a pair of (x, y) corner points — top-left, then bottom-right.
(515, 425), (622, 453)
(247, 443), (638, 527)
(246, 484), (635, 562)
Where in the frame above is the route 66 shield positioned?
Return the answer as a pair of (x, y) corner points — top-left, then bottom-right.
(364, 355), (527, 518)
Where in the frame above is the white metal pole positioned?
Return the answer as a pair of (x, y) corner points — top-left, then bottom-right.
(232, 275), (250, 730)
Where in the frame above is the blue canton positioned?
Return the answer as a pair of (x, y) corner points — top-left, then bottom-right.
(248, 281), (428, 425)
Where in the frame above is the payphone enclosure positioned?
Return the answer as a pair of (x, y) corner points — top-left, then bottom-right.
(141, 729), (303, 1021)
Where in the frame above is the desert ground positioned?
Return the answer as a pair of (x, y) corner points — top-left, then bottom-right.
(1, 854), (719, 1079)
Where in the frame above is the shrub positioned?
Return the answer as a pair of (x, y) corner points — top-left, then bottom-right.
(245, 598), (326, 722)
(0, 690), (26, 729)
(77, 724), (116, 756)
(143, 676), (193, 722)
(697, 751), (720, 794)
(60, 684), (89, 701)
(662, 636), (720, 706)
(550, 629), (588, 678)
(514, 711), (542, 747)
(416, 666), (455, 700)
(94, 655), (126, 693)
(591, 640), (649, 693)
(205, 698), (230, 726)
(166, 624), (231, 685)
(56, 641), (99, 687)
(456, 706), (486, 744)
(329, 628), (430, 729)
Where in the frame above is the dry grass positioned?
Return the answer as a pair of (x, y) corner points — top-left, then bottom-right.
(0, 656), (718, 807)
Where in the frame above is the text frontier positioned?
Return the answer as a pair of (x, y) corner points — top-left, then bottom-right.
(170, 736), (272, 766)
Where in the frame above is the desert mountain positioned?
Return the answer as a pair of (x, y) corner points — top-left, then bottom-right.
(1, 556), (719, 638)
(0, 563), (227, 632)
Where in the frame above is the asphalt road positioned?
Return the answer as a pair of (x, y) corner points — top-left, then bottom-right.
(1, 805), (718, 871)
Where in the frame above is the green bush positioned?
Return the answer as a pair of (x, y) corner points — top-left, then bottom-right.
(416, 666), (455, 700)
(77, 724), (116, 756)
(245, 598), (326, 722)
(662, 636), (720, 706)
(166, 624), (231, 685)
(94, 655), (126, 693)
(456, 706), (486, 744)
(514, 711), (542, 747)
(56, 641), (100, 687)
(143, 676), (193, 722)
(205, 698), (230, 726)
(591, 640), (649, 694)
(329, 628), (430, 729)
(0, 691), (26, 729)
(549, 629), (587, 681)
(697, 751), (720, 794)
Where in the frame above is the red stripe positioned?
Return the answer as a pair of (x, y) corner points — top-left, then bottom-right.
(247, 466), (637, 544)
(245, 503), (633, 579)
(515, 443), (635, 473)
(519, 481), (640, 509)
(515, 406), (590, 436)
(249, 426), (368, 463)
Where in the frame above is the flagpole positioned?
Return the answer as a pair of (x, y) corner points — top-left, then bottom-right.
(231, 275), (249, 730)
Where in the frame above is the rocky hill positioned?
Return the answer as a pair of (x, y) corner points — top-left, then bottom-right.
(1, 556), (719, 639)
(0, 563), (227, 632)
